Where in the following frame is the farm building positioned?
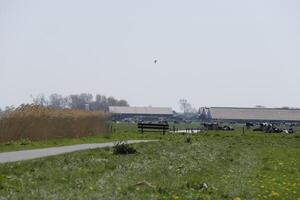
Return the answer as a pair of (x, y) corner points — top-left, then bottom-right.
(199, 107), (300, 123)
(109, 106), (173, 121)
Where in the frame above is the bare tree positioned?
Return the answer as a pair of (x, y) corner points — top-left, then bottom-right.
(29, 93), (129, 111)
(31, 94), (48, 106)
(92, 95), (128, 111)
(79, 93), (93, 103)
(67, 95), (85, 109)
(179, 99), (189, 113)
(95, 94), (102, 103)
(179, 99), (196, 114)
(49, 93), (64, 108)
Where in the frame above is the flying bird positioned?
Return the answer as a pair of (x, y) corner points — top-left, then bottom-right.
(154, 59), (158, 64)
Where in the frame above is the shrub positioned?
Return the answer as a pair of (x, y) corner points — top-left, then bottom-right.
(185, 137), (192, 144)
(113, 141), (137, 155)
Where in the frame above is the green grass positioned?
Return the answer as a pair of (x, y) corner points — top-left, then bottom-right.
(0, 128), (300, 200)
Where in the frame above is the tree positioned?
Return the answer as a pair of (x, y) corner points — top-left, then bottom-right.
(179, 99), (196, 114)
(92, 95), (128, 111)
(29, 93), (129, 111)
(67, 95), (85, 109)
(49, 93), (64, 108)
(79, 93), (93, 103)
(95, 94), (102, 103)
(107, 96), (118, 106)
(92, 94), (108, 111)
(117, 99), (129, 106)
(63, 96), (72, 108)
(31, 94), (48, 106)
(179, 99), (189, 113)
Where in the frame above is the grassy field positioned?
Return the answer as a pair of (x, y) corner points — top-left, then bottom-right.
(0, 123), (300, 200)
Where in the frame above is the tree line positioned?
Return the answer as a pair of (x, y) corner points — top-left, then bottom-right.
(30, 93), (129, 111)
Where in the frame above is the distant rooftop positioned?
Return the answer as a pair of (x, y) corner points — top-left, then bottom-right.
(109, 106), (173, 115)
(207, 107), (300, 122)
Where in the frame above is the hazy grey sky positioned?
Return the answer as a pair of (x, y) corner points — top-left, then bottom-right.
(1, 0), (300, 110)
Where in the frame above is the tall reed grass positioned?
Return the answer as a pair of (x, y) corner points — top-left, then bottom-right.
(0, 104), (110, 142)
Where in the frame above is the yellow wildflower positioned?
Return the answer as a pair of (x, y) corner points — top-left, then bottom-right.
(172, 195), (180, 200)
(270, 191), (279, 197)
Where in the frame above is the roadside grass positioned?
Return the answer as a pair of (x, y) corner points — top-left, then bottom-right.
(0, 131), (299, 200)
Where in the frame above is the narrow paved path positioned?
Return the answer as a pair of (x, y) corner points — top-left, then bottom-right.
(0, 140), (157, 164)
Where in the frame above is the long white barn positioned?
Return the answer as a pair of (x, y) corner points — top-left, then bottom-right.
(109, 106), (173, 116)
(200, 107), (300, 122)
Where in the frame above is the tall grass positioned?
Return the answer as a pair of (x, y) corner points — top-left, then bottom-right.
(0, 104), (110, 142)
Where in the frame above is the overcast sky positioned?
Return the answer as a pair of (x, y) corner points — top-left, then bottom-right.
(0, 0), (300, 111)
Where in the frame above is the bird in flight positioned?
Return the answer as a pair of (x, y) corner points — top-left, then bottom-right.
(154, 59), (158, 64)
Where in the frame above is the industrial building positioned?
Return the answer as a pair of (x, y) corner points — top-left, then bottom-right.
(199, 107), (300, 123)
(109, 106), (173, 121)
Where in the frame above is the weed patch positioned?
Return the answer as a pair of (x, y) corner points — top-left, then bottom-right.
(185, 137), (192, 143)
(113, 141), (137, 155)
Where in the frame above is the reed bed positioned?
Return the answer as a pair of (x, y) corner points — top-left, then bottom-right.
(0, 104), (110, 142)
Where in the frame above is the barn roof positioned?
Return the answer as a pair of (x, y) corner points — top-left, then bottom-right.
(109, 106), (173, 115)
(209, 107), (300, 121)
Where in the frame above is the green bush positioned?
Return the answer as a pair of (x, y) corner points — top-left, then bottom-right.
(185, 137), (192, 143)
(113, 141), (137, 155)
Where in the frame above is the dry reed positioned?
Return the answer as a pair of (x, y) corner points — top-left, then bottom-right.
(0, 104), (110, 142)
